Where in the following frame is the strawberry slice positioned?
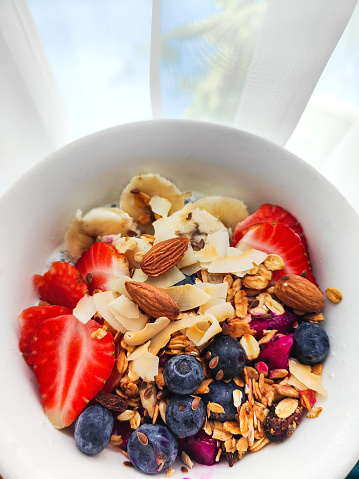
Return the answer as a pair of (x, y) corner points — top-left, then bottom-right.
(34, 261), (87, 310)
(18, 305), (71, 362)
(237, 222), (317, 284)
(232, 204), (308, 252)
(32, 314), (115, 428)
(75, 242), (129, 293)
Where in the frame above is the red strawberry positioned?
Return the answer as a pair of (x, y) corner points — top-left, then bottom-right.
(232, 204), (308, 252)
(18, 305), (71, 362)
(75, 242), (129, 293)
(34, 261), (87, 310)
(237, 222), (317, 284)
(32, 314), (115, 428)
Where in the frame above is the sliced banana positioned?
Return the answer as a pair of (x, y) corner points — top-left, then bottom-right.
(82, 207), (140, 237)
(163, 203), (226, 246)
(193, 196), (248, 230)
(119, 174), (185, 232)
(64, 209), (95, 262)
(64, 207), (140, 262)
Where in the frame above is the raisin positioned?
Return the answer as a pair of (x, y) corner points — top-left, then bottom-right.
(264, 404), (304, 443)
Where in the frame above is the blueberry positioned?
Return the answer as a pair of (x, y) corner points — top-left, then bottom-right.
(163, 354), (204, 395)
(127, 424), (178, 474)
(204, 335), (247, 379)
(165, 395), (206, 437)
(174, 274), (197, 286)
(291, 322), (330, 365)
(203, 381), (246, 421)
(74, 405), (114, 455)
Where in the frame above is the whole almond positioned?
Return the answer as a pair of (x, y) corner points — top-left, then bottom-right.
(274, 274), (324, 313)
(125, 281), (180, 320)
(140, 237), (189, 276)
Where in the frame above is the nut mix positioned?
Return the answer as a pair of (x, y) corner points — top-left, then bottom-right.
(17, 173), (342, 475)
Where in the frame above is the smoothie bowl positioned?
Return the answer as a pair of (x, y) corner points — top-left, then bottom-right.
(0, 120), (358, 479)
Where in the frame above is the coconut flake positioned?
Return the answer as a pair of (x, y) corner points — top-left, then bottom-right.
(93, 291), (125, 332)
(177, 244), (198, 268)
(132, 268), (148, 282)
(180, 262), (202, 276)
(205, 302), (234, 322)
(208, 248), (268, 274)
(110, 294), (140, 318)
(186, 321), (211, 345)
(153, 218), (177, 244)
(124, 317), (171, 346)
(145, 266), (185, 288)
(149, 196), (172, 219)
(73, 295), (97, 324)
(127, 340), (151, 361)
(288, 358), (327, 396)
(160, 284), (210, 311)
(207, 229), (229, 257)
(113, 275), (133, 298)
(132, 351), (159, 382)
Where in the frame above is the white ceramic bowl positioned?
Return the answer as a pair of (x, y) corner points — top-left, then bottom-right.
(1, 120), (358, 479)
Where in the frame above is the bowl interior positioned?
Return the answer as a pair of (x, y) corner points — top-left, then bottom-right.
(1, 120), (358, 479)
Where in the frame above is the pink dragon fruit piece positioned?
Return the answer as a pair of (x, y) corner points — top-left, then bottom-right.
(178, 430), (218, 466)
(112, 419), (132, 450)
(258, 334), (294, 369)
(250, 311), (297, 340)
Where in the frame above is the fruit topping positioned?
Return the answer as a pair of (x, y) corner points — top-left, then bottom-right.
(18, 305), (71, 362)
(291, 322), (330, 365)
(165, 395), (206, 437)
(249, 310), (297, 340)
(232, 203), (308, 253)
(258, 334), (294, 369)
(75, 241), (129, 293)
(204, 335), (247, 380)
(163, 354), (204, 395)
(74, 404), (114, 455)
(32, 315), (115, 428)
(204, 380), (246, 421)
(234, 223), (316, 284)
(33, 261), (88, 310)
(127, 424), (178, 474)
(178, 430), (218, 466)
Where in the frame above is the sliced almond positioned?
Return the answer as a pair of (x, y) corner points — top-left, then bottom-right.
(275, 398), (299, 419)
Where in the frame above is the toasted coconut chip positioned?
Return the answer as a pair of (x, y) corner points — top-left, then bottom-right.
(207, 229), (230, 256)
(194, 281), (228, 299)
(180, 262), (202, 276)
(127, 340), (151, 361)
(149, 196), (172, 219)
(177, 244), (198, 269)
(73, 295), (97, 324)
(124, 317), (170, 346)
(152, 218), (177, 244)
(288, 358), (327, 396)
(198, 297), (226, 314)
(208, 248), (267, 275)
(195, 245), (219, 263)
(145, 266), (185, 288)
(93, 291), (125, 332)
(132, 350), (159, 382)
(287, 375), (307, 390)
(110, 294), (140, 318)
(113, 275), (133, 298)
(149, 313), (221, 355)
(205, 302), (235, 322)
(186, 321), (211, 345)
(160, 284), (210, 311)
(132, 268), (148, 282)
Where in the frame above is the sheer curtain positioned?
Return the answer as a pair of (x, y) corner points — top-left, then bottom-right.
(1, 0), (358, 211)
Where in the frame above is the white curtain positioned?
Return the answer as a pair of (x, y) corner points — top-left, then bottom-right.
(1, 0), (359, 212)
